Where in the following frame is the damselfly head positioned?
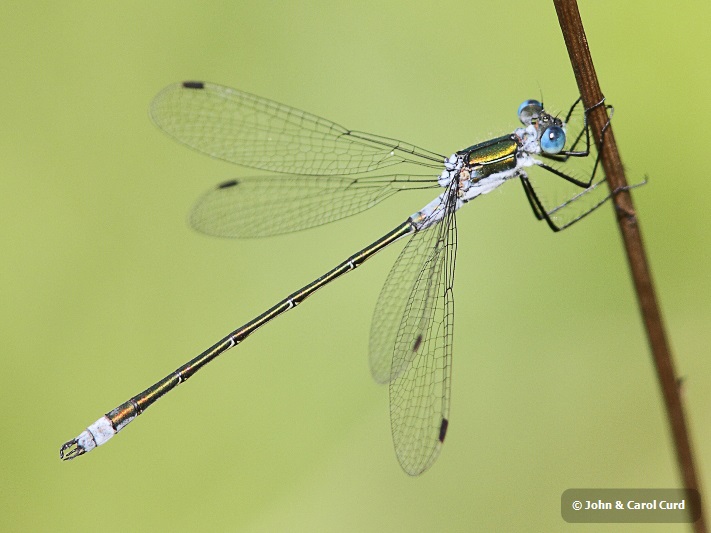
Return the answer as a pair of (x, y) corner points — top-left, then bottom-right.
(535, 112), (566, 154)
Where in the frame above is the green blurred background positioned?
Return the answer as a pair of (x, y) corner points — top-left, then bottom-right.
(2, 1), (709, 531)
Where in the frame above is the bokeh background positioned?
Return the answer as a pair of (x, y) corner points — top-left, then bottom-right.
(2, 1), (709, 531)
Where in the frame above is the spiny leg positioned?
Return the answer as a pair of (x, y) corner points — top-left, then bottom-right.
(535, 101), (614, 189)
(520, 172), (647, 232)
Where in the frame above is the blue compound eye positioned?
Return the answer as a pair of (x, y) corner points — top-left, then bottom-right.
(540, 126), (566, 154)
(518, 99), (543, 125)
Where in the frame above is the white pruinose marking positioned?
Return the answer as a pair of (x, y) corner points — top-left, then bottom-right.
(412, 194), (448, 230)
(460, 173), (509, 200)
(89, 416), (116, 445)
(516, 124), (541, 155)
(114, 412), (136, 431)
(412, 153), (462, 230)
(438, 153), (461, 187)
(347, 259), (355, 269)
(74, 430), (97, 453)
(74, 415), (116, 452)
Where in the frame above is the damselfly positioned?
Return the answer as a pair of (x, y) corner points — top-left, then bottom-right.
(60, 81), (616, 475)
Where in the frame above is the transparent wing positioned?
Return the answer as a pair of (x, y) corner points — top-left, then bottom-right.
(524, 99), (610, 229)
(191, 174), (439, 238)
(150, 81), (446, 176)
(369, 184), (457, 475)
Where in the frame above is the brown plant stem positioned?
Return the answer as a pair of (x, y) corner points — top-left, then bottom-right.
(552, 1), (705, 530)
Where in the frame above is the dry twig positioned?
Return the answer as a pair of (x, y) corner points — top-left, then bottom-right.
(553, 1), (705, 530)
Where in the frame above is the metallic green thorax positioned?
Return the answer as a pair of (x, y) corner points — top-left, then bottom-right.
(458, 134), (519, 179)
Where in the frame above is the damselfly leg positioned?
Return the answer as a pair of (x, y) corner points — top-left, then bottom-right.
(520, 98), (617, 231)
